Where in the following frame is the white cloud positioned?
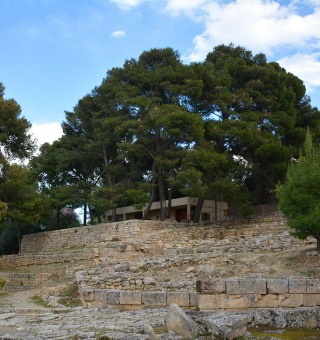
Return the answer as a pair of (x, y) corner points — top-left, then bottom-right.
(278, 52), (320, 91)
(165, 0), (320, 62)
(111, 30), (126, 38)
(30, 122), (63, 149)
(109, 0), (142, 10)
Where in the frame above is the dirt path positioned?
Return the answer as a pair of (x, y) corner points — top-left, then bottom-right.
(0, 289), (48, 309)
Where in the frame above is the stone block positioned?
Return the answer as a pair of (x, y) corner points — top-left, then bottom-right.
(119, 291), (141, 305)
(80, 286), (95, 302)
(252, 294), (279, 308)
(94, 289), (109, 302)
(142, 291), (167, 306)
(196, 279), (226, 293)
(307, 279), (320, 293)
(106, 290), (121, 305)
(267, 278), (288, 294)
(220, 294), (251, 309)
(278, 294), (303, 307)
(189, 292), (198, 308)
(226, 278), (266, 294)
(303, 294), (320, 307)
(288, 278), (307, 293)
(197, 294), (220, 310)
(167, 292), (190, 307)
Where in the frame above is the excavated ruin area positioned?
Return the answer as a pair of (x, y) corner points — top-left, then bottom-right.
(0, 215), (319, 339)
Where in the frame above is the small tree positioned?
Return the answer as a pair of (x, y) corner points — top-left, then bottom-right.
(277, 129), (320, 251)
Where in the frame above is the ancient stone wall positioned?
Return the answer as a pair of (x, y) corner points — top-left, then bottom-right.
(79, 277), (320, 311)
(20, 215), (287, 255)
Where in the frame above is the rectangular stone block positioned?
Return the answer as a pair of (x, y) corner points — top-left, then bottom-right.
(190, 292), (198, 308)
(220, 294), (251, 309)
(120, 291), (141, 305)
(267, 278), (288, 294)
(167, 292), (190, 307)
(307, 279), (320, 293)
(288, 278), (307, 293)
(94, 289), (109, 302)
(252, 294), (279, 308)
(197, 294), (220, 310)
(196, 279), (226, 293)
(142, 291), (167, 306)
(226, 278), (266, 294)
(278, 294), (303, 307)
(106, 290), (121, 305)
(303, 294), (320, 307)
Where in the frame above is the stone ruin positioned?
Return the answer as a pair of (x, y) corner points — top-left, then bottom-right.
(1, 215), (320, 339)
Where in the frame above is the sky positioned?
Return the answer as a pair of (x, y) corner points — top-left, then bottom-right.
(1, 0), (320, 148)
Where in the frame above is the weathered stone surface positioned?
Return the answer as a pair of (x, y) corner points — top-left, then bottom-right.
(252, 294), (279, 308)
(167, 292), (190, 307)
(288, 278), (307, 293)
(106, 290), (121, 305)
(142, 291), (167, 306)
(226, 278), (267, 294)
(278, 293), (304, 307)
(196, 294), (220, 310)
(120, 291), (141, 305)
(307, 279), (320, 293)
(267, 278), (288, 294)
(196, 279), (226, 293)
(201, 312), (253, 340)
(303, 293), (320, 307)
(165, 304), (199, 339)
(220, 294), (252, 309)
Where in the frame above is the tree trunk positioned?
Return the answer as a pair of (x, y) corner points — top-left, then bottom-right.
(56, 209), (61, 229)
(17, 225), (22, 254)
(158, 170), (167, 221)
(83, 203), (87, 226)
(192, 196), (205, 223)
(112, 208), (117, 222)
(316, 237), (320, 252)
(143, 163), (156, 220)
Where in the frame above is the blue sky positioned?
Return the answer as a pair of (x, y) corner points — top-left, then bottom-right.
(1, 0), (320, 147)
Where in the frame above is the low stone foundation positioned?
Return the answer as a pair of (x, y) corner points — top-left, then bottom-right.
(79, 277), (320, 311)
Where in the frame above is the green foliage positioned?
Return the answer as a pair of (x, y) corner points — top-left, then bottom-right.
(30, 45), (320, 222)
(277, 129), (320, 250)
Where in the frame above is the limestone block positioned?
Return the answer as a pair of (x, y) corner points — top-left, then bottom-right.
(165, 304), (199, 340)
(197, 294), (220, 310)
(189, 292), (198, 308)
(307, 279), (320, 293)
(220, 294), (252, 309)
(106, 290), (121, 305)
(267, 278), (288, 294)
(119, 291), (141, 305)
(252, 294), (279, 308)
(202, 312), (253, 340)
(303, 294), (320, 307)
(94, 289), (109, 302)
(288, 278), (307, 293)
(278, 293), (303, 307)
(80, 286), (95, 302)
(226, 278), (267, 294)
(196, 279), (226, 293)
(167, 292), (190, 307)
(142, 291), (167, 306)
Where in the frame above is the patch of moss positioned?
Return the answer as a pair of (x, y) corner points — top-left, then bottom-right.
(31, 295), (51, 308)
(59, 284), (82, 307)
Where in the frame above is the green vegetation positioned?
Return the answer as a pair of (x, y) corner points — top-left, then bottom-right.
(1, 43), (320, 253)
(277, 129), (320, 251)
(58, 284), (82, 307)
(31, 295), (51, 308)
